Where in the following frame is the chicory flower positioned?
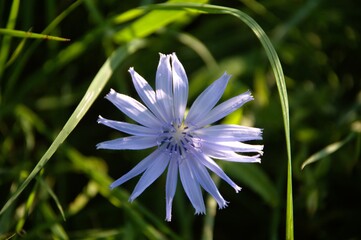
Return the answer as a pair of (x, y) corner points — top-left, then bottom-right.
(97, 53), (263, 221)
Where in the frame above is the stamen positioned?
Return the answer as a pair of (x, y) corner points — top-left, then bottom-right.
(157, 121), (201, 156)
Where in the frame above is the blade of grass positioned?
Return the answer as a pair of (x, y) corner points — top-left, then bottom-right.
(4, 36), (27, 67)
(3, 0), (83, 103)
(201, 176), (220, 240)
(0, 39), (146, 216)
(37, 175), (66, 221)
(112, 0), (208, 43)
(0, 28), (70, 41)
(144, 3), (293, 239)
(0, 0), (20, 79)
(301, 132), (355, 169)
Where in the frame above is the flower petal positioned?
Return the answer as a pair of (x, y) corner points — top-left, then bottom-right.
(194, 124), (263, 142)
(204, 147), (262, 163)
(202, 140), (264, 154)
(97, 115), (159, 136)
(189, 153), (228, 209)
(165, 157), (179, 221)
(129, 152), (169, 201)
(171, 53), (188, 122)
(110, 149), (162, 189)
(96, 136), (157, 150)
(195, 90), (254, 127)
(156, 53), (173, 122)
(186, 72), (230, 125)
(179, 158), (206, 215)
(105, 89), (161, 129)
(194, 152), (241, 192)
(129, 67), (168, 123)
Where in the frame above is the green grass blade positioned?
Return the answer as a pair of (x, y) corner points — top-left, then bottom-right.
(0, 39), (146, 216)
(42, 0), (83, 35)
(4, 36), (27, 67)
(112, 0), (208, 43)
(37, 175), (66, 221)
(0, 0), (20, 79)
(0, 28), (70, 41)
(3, 0), (83, 103)
(301, 133), (355, 169)
(144, 3), (293, 239)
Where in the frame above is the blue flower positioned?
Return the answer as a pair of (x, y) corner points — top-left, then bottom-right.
(97, 53), (263, 221)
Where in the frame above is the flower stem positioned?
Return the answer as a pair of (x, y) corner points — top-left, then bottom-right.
(201, 175), (220, 240)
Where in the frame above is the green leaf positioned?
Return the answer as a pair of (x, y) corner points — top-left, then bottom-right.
(113, 0), (208, 43)
(37, 176), (66, 221)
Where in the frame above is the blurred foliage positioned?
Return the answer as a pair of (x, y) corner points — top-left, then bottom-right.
(0, 0), (360, 239)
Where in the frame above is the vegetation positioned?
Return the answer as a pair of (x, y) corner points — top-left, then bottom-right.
(0, 0), (360, 239)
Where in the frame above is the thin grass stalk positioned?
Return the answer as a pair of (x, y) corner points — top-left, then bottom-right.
(0, 0), (20, 80)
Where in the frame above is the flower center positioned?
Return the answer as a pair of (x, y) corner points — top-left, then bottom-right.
(157, 122), (200, 156)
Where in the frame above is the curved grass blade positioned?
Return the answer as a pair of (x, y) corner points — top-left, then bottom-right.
(0, 39), (146, 216)
(144, 3), (293, 239)
(301, 132), (355, 169)
(5, 36), (27, 67)
(0, 28), (70, 41)
(112, 0), (208, 43)
(37, 175), (66, 221)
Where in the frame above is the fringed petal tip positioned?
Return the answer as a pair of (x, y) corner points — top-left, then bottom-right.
(249, 153), (263, 163)
(239, 90), (254, 102)
(128, 67), (135, 73)
(109, 184), (116, 190)
(158, 52), (166, 57)
(246, 90), (254, 101)
(222, 71), (232, 79)
(218, 201), (229, 210)
(194, 210), (206, 216)
(158, 53), (170, 65)
(95, 143), (103, 149)
(97, 115), (105, 124)
(104, 88), (117, 102)
(107, 88), (116, 95)
(235, 186), (242, 193)
(257, 128), (264, 137)
(165, 205), (173, 222)
(258, 146), (265, 155)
